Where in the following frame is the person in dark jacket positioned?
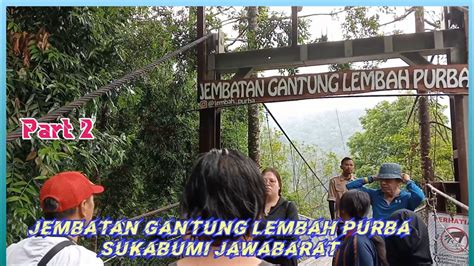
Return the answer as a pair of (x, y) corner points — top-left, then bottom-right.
(260, 167), (299, 266)
(385, 209), (433, 266)
(333, 190), (388, 266)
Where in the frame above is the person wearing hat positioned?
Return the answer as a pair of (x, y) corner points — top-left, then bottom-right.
(7, 171), (104, 266)
(345, 163), (425, 220)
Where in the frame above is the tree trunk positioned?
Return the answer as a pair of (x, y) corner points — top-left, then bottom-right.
(415, 7), (434, 182)
(247, 7), (260, 166)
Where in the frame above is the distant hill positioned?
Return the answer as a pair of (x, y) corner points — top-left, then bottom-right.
(269, 108), (366, 157)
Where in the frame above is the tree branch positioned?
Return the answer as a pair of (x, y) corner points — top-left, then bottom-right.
(225, 25), (249, 48)
(267, 8), (350, 22)
(295, 8), (350, 19)
(213, 7), (351, 32)
(434, 111), (452, 141)
(219, 17), (243, 28)
(379, 7), (416, 27)
(424, 19), (440, 28)
(431, 123), (449, 144)
(430, 121), (452, 131)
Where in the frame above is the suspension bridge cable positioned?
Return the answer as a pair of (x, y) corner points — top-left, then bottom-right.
(406, 96), (420, 125)
(265, 111), (275, 168)
(335, 108), (346, 153)
(407, 97), (419, 175)
(289, 141), (297, 187)
(7, 33), (215, 142)
(432, 96), (439, 177)
(262, 103), (328, 192)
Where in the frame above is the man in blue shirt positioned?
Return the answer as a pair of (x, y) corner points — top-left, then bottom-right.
(346, 163), (425, 219)
(333, 190), (388, 266)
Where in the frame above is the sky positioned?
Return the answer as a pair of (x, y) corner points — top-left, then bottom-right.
(223, 6), (452, 121)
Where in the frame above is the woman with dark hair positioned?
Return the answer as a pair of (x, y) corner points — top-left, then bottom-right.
(333, 190), (388, 266)
(260, 168), (299, 266)
(385, 209), (433, 266)
(173, 149), (275, 266)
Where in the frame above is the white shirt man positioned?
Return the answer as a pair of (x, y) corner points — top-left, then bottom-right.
(7, 171), (104, 266)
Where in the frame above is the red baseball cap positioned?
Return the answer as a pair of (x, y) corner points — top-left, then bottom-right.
(40, 171), (104, 212)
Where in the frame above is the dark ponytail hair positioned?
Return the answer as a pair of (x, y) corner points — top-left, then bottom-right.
(339, 190), (370, 220)
(43, 197), (77, 220)
(181, 148), (266, 221)
(339, 190), (388, 266)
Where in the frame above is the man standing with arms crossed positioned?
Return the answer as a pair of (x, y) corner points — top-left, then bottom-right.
(327, 157), (356, 220)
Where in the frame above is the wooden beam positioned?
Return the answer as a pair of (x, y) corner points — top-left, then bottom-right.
(198, 7), (220, 152)
(214, 29), (465, 73)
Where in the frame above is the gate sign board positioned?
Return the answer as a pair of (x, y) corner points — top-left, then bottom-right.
(428, 212), (468, 265)
(198, 64), (468, 109)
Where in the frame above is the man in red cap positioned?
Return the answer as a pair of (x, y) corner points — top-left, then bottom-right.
(7, 171), (105, 265)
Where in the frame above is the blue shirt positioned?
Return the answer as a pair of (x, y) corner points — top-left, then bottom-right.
(346, 177), (425, 219)
(333, 233), (378, 266)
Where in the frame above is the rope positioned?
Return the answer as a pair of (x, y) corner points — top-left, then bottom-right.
(7, 33), (214, 142)
(432, 54), (439, 178)
(429, 190), (440, 264)
(289, 142), (297, 190)
(265, 111), (275, 168)
(335, 108), (346, 153)
(406, 96), (420, 125)
(406, 97), (419, 175)
(427, 183), (468, 211)
(263, 104), (328, 192)
(432, 96), (439, 177)
(129, 202), (180, 221)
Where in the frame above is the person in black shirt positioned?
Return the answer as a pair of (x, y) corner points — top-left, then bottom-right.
(261, 168), (299, 266)
(385, 209), (433, 266)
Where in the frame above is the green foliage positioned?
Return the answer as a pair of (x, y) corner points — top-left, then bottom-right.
(6, 6), (318, 250)
(6, 7), (199, 251)
(227, 7), (311, 51)
(260, 124), (338, 219)
(8, 8), (454, 261)
(340, 7), (380, 39)
(333, 6), (400, 70)
(7, 7), (134, 244)
(221, 106), (248, 153)
(348, 97), (453, 183)
(219, 6), (313, 158)
(100, 7), (199, 218)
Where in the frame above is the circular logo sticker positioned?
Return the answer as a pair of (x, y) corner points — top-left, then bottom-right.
(440, 226), (469, 253)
